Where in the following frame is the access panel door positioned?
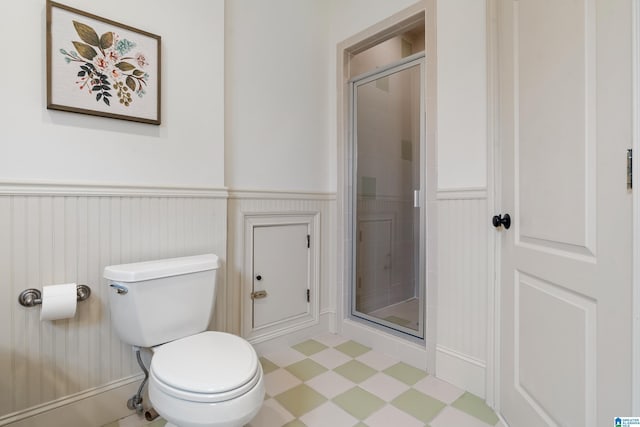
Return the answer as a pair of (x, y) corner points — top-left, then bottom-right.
(252, 223), (310, 329)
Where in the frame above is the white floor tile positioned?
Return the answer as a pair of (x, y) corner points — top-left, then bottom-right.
(263, 368), (302, 397)
(248, 398), (295, 427)
(309, 347), (352, 369)
(103, 334), (501, 427)
(312, 333), (349, 347)
(355, 350), (398, 371)
(359, 372), (410, 402)
(262, 347), (306, 367)
(299, 401), (358, 427)
(363, 404), (424, 427)
(305, 370), (356, 399)
(430, 406), (494, 427)
(413, 375), (465, 404)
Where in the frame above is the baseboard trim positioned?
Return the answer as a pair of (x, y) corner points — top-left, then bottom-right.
(0, 375), (143, 427)
(436, 345), (486, 398)
(251, 312), (333, 355)
(497, 412), (510, 426)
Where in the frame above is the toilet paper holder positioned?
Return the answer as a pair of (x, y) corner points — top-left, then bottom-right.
(18, 285), (91, 308)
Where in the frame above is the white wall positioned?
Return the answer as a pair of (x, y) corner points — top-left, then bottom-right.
(327, 0), (419, 48)
(435, 0), (489, 396)
(225, 0), (331, 192)
(0, 0), (224, 188)
(437, 0), (487, 189)
(0, 1), (227, 423)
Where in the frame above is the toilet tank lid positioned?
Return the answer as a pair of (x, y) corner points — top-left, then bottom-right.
(104, 254), (219, 282)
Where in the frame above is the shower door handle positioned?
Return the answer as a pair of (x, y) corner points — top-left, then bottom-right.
(413, 190), (420, 208)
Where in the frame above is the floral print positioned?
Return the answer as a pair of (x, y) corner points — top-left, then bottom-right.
(59, 20), (149, 107)
(135, 53), (148, 68)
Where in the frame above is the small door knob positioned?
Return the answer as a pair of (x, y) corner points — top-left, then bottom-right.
(492, 213), (511, 229)
(256, 275), (262, 281)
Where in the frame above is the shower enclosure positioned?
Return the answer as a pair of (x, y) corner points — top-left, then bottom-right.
(349, 54), (425, 339)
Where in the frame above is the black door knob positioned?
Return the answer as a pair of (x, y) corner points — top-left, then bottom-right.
(256, 275), (262, 281)
(492, 213), (511, 230)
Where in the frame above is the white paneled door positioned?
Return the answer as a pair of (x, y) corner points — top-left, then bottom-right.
(496, 0), (632, 426)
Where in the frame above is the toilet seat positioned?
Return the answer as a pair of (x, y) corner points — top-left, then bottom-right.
(150, 331), (261, 403)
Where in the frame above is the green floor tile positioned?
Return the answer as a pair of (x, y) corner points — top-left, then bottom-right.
(383, 362), (427, 385)
(293, 339), (328, 356)
(334, 359), (377, 383)
(335, 340), (371, 358)
(451, 392), (499, 425)
(332, 386), (385, 420)
(391, 388), (446, 423)
(285, 358), (328, 381)
(275, 384), (327, 417)
(101, 335), (502, 427)
(260, 356), (279, 374)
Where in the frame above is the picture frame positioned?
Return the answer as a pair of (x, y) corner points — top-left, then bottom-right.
(46, 1), (161, 125)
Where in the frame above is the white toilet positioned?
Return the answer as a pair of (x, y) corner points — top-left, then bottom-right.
(104, 254), (264, 427)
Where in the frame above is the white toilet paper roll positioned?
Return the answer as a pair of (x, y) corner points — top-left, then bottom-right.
(40, 283), (78, 321)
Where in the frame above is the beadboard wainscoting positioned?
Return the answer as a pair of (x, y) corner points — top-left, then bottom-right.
(226, 190), (336, 351)
(436, 188), (489, 398)
(0, 184), (227, 426)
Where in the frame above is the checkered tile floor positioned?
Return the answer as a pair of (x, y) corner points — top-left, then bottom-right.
(105, 334), (503, 427)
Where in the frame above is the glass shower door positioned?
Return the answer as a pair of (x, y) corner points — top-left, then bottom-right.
(350, 56), (424, 338)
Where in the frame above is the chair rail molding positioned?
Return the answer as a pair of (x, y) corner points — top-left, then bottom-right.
(0, 180), (228, 198)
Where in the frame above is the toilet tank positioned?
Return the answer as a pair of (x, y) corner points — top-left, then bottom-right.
(104, 254), (220, 348)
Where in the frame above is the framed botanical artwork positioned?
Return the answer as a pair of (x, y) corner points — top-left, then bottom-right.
(46, 1), (161, 125)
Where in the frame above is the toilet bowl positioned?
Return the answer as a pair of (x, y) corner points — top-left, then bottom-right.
(148, 331), (265, 427)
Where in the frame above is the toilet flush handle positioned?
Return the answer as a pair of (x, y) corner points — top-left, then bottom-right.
(110, 283), (129, 295)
